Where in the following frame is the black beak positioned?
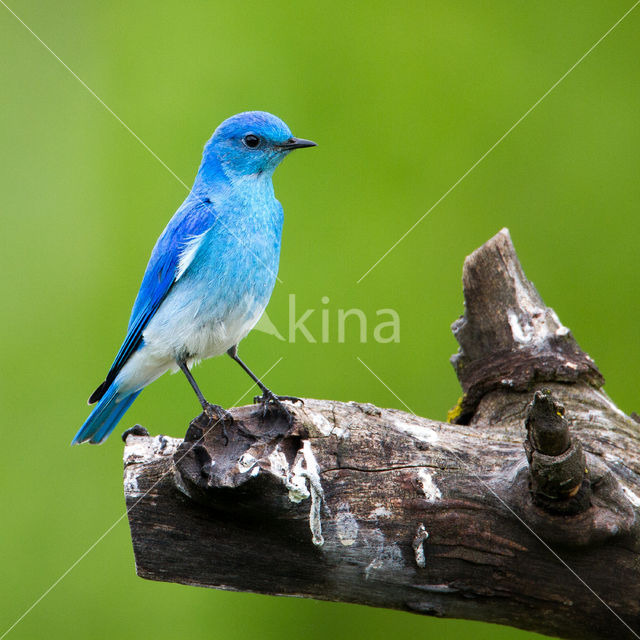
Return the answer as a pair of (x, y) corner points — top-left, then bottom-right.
(279, 137), (317, 150)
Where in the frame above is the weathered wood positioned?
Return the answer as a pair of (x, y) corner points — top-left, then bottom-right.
(524, 389), (591, 514)
(450, 229), (604, 424)
(124, 228), (640, 640)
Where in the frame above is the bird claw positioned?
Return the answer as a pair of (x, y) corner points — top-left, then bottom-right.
(202, 403), (233, 445)
(253, 391), (300, 423)
(252, 393), (303, 405)
(203, 403), (233, 423)
(278, 395), (304, 405)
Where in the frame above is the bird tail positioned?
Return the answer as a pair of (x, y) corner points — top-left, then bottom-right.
(72, 385), (141, 445)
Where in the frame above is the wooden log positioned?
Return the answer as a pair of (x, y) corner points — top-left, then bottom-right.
(124, 229), (640, 640)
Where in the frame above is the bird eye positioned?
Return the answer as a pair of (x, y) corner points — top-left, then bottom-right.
(242, 134), (261, 149)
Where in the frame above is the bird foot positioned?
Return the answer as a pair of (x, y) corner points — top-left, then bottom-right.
(253, 391), (302, 423)
(202, 403), (233, 445)
(202, 403), (234, 423)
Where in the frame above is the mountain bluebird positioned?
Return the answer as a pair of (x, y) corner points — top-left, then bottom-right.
(72, 111), (316, 445)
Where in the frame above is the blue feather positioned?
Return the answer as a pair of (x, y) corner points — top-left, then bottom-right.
(89, 199), (216, 403)
(73, 386), (141, 445)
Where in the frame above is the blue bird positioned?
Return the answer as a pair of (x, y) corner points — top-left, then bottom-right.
(73, 111), (316, 445)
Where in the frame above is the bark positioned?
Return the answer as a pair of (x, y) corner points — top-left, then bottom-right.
(123, 228), (640, 640)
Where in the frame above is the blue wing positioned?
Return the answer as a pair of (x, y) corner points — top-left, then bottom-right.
(89, 197), (215, 403)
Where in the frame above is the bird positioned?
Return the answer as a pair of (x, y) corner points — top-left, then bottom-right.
(72, 111), (316, 445)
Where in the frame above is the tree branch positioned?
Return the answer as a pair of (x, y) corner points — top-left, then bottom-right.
(123, 229), (640, 640)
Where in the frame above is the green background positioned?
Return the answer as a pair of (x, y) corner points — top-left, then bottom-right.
(1, 1), (638, 638)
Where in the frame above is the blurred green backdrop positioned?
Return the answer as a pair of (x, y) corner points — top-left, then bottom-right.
(1, 1), (638, 638)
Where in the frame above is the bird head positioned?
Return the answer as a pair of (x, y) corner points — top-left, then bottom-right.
(201, 111), (316, 182)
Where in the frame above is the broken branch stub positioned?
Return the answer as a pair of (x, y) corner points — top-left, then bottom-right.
(524, 388), (590, 514)
(450, 228), (604, 423)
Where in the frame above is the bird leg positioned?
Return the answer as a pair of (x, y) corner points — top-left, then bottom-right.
(177, 360), (233, 442)
(226, 346), (302, 422)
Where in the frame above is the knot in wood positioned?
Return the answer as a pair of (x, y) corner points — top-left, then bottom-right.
(524, 389), (590, 513)
(525, 389), (570, 456)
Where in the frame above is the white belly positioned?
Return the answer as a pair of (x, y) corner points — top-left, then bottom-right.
(115, 293), (265, 395)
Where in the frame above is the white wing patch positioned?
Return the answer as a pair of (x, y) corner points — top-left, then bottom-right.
(175, 230), (209, 281)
